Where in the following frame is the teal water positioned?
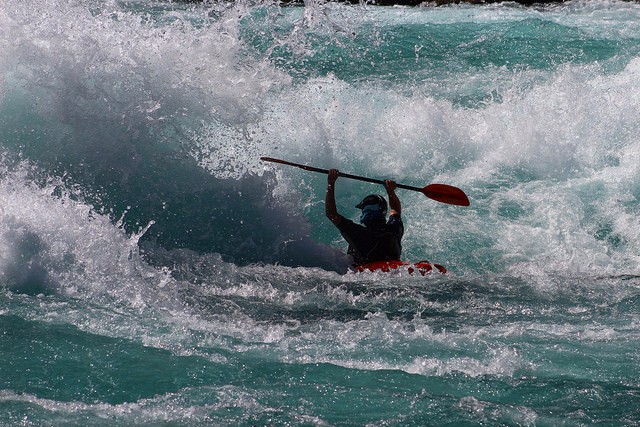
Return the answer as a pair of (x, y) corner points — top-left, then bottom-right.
(1, 0), (640, 425)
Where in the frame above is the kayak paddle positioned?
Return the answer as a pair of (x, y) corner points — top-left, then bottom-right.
(260, 157), (470, 206)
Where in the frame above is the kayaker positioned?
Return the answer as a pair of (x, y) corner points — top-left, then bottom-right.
(325, 168), (404, 266)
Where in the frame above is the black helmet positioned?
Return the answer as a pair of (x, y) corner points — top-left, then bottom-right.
(355, 194), (387, 212)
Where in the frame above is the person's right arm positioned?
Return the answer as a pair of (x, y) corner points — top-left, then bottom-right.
(326, 169), (342, 226)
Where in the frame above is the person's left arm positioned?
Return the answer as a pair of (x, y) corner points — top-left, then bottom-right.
(385, 179), (401, 217)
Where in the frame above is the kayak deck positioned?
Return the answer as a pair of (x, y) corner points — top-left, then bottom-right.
(353, 260), (447, 275)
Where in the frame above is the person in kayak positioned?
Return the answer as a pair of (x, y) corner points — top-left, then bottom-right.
(325, 168), (404, 266)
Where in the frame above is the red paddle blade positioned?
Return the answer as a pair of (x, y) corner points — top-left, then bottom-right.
(422, 184), (470, 206)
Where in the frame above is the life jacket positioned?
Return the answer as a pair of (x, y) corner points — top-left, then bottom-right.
(361, 230), (402, 262)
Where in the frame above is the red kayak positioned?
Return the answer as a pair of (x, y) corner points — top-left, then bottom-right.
(353, 260), (447, 275)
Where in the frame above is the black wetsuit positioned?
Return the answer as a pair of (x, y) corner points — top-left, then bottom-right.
(336, 214), (404, 266)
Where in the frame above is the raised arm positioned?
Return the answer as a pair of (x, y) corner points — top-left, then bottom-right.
(325, 169), (342, 226)
(385, 179), (401, 217)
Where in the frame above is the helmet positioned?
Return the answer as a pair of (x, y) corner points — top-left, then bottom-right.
(355, 194), (387, 213)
